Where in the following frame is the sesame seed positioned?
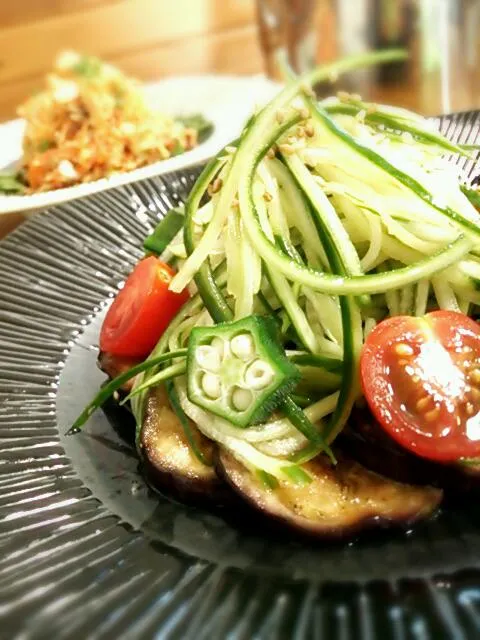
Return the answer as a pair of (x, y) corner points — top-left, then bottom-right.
(263, 192), (273, 202)
(301, 82), (315, 98)
(278, 144), (295, 155)
(210, 178), (223, 194)
(305, 123), (315, 137)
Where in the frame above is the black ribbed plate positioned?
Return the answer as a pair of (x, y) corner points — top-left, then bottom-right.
(2, 112), (480, 639)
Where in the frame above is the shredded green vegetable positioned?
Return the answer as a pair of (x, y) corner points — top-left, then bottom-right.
(76, 49), (480, 486)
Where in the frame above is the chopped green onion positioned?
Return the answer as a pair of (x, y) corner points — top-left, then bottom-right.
(143, 206), (185, 255)
(165, 380), (212, 466)
(281, 395), (336, 463)
(123, 361), (187, 403)
(67, 348), (187, 434)
(281, 465), (313, 485)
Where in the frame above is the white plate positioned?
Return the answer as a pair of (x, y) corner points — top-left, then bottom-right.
(0, 74), (281, 216)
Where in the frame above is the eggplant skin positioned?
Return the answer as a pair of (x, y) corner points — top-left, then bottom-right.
(97, 351), (140, 392)
(140, 385), (231, 506)
(340, 409), (480, 493)
(217, 449), (442, 539)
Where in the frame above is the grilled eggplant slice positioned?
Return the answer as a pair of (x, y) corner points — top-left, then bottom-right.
(140, 385), (230, 505)
(218, 449), (442, 538)
(340, 409), (480, 492)
(98, 351), (140, 392)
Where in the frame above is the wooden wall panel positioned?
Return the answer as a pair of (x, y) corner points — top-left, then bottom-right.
(0, 0), (264, 122)
(0, 1), (121, 28)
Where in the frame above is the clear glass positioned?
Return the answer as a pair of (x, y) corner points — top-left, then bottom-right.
(256, 0), (480, 115)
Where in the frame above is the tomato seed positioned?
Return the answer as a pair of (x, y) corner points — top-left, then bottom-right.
(395, 343), (414, 357)
(416, 396), (430, 412)
(471, 369), (480, 384)
(466, 402), (475, 416)
(425, 407), (440, 422)
(470, 387), (480, 402)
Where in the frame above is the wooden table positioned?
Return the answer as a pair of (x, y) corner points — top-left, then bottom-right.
(0, 0), (264, 240)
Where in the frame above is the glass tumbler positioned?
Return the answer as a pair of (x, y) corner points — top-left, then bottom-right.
(256, 0), (480, 115)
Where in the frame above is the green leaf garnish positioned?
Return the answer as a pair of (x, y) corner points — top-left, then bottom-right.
(38, 140), (54, 152)
(73, 55), (102, 78)
(0, 173), (25, 194)
(177, 114), (214, 142)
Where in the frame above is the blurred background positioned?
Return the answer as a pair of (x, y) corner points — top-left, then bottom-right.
(0, 0), (263, 123)
(1, 0), (480, 121)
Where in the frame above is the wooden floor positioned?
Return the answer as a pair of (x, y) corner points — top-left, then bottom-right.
(0, 0), (264, 123)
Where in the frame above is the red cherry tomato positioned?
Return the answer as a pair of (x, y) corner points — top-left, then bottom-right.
(360, 310), (480, 462)
(100, 256), (189, 358)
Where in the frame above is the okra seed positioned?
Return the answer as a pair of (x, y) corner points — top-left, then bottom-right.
(201, 372), (221, 399)
(230, 333), (254, 360)
(210, 336), (225, 360)
(232, 387), (253, 412)
(195, 345), (221, 373)
(245, 360), (275, 389)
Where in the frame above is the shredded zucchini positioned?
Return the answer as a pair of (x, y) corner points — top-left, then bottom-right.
(75, 51), (480, 484)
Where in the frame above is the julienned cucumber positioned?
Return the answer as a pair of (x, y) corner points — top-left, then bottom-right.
(323, 100), (469, 157)
(170, 50), (406, 295)
(309, 104), (480, 242)
(183, 154), (233, 323)
(117, 50), (480, 483)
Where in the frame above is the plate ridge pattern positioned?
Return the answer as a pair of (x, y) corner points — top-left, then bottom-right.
(1, 120), (480, 637)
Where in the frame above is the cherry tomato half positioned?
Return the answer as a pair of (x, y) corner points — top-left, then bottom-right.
(360, 310), (480, 462)
(100, 256), (189, 358)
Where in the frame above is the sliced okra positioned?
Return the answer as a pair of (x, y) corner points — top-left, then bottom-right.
(187, 315), (300, 427)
